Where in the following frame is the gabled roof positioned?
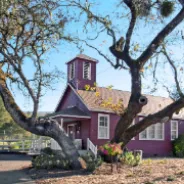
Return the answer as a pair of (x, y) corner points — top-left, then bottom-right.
(46, 106), (90, 119)
(66, 54), (98, 64)
(76, 87), (184, 119)
(54, 84), (184, 119)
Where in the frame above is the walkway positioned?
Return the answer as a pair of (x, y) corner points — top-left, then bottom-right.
(0, 154), (35, 184)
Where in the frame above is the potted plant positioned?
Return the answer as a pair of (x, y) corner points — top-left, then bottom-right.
(99, 142), (123, 172)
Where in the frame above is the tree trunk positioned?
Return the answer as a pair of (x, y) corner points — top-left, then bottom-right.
(0, 74), (81, 169)
(112, 64), (144, 143)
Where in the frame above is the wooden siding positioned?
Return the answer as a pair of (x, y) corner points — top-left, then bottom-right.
(56, 86), (89, 114)
(67, 58), (97, 90)
(89, 112), (184, 157)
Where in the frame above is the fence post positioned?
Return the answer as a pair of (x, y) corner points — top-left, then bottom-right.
(22, 140), (25, 151)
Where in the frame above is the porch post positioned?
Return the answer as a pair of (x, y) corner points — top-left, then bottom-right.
(60, 118), (63, 129)
(87, 138), (89, 150)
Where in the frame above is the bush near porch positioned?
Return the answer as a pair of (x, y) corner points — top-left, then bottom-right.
(172, 134), (184, 157)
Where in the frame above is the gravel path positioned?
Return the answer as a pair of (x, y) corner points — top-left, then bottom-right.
(0, 153), (35, 184)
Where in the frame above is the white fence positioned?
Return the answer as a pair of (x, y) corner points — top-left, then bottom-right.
(87, 138), (97, 158)
(29, 137), (49, 155)
(29, 137), (96, 156)
(50, 139), (82, 150)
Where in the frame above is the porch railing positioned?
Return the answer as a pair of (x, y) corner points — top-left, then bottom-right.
(50, 138), (82, 150)
(87, 138), (97, 158)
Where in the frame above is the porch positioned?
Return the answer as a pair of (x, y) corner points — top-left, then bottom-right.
(48, 106), (91, 149)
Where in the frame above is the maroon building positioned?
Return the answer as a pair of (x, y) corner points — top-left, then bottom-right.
(51, 54), (184, 157)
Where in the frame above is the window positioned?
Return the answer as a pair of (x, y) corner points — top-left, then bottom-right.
(171, 120), (178, 140)
(139, 117), (164, 140)
(69, 62), (75, 80)
(98, 114), (110, 139)
(83, 62), (91, 80)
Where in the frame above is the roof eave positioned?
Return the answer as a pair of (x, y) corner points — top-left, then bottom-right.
(48, 114), (91, 119)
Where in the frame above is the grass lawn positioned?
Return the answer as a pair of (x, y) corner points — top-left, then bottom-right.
(29, 158), (184, 184)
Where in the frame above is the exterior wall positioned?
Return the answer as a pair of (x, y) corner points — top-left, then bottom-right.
(56, 87), (89, 114)
(89, 112), (119, 146)
(54, 85), (91, 149)
(89, 112), (184, 157)
(63, 120), (90, 149)
(67, 58), (97, 90)
(80, 120), (90, 149)
(127, 119), (171, 157)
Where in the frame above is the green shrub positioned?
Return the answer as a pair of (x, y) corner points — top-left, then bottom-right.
(32, 154), (70, 170)
(120, 151), (141, 167)
(172, 135), (184, 157)
(142, 159), (152, 166)
(80, 152), (103, 172)
(144, 182), (155, 184)
(167, 176), (175, 181)
(41, 147), (54, 155)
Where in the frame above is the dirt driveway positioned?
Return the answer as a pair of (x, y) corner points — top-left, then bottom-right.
(0, 153), (35, 184)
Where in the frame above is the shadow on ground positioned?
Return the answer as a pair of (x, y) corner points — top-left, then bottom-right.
(0, 169), (35, 184)
(29, 168), (90, 180)
(0, 153), (32, 161)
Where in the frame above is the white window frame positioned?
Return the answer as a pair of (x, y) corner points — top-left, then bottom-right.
(171, 120), (178, 140)
(98, 114), (110, 139)
(69, 62), (75, 80)
(83, 62), (91, 80)
(139, 117), (164, 141)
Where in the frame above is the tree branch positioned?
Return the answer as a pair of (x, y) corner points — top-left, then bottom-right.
(138, 7), (184, 66)
(124, 97), (184, 143)
(162, 47), (184, 98)
(123, 0), (137, 55)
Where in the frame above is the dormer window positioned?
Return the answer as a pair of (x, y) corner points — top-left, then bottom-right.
(69, 62), (75, 80)
(83, 62), (91, 80)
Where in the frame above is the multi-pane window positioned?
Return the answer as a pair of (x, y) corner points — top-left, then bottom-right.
(139, 117), (164, 140)
(83, 62), (91, 80)
(98, 114), (110, 139)
(69, 62), (75, 80)
(171, 120), (178, 140)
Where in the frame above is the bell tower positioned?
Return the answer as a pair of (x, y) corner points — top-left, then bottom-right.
(66, 54), (98, 90)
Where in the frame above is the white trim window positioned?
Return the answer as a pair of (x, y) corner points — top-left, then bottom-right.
(139, 117), (164, 140)
(69, 62), (75, 80)
(83, 62), (91, 80)
(98, 114), (110, 139)
(171, 120), (178, 140)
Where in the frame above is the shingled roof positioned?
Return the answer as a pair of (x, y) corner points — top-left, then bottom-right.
(76, 87), (184, 119)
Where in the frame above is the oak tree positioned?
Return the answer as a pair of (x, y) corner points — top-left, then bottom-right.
(0, 0), (81, 168)
(61, 0), (184, 145)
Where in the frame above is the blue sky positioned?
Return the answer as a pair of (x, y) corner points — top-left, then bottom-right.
(13, 0), (184, 112)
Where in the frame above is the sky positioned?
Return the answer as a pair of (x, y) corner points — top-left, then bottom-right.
(12, 0), (184, 112)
